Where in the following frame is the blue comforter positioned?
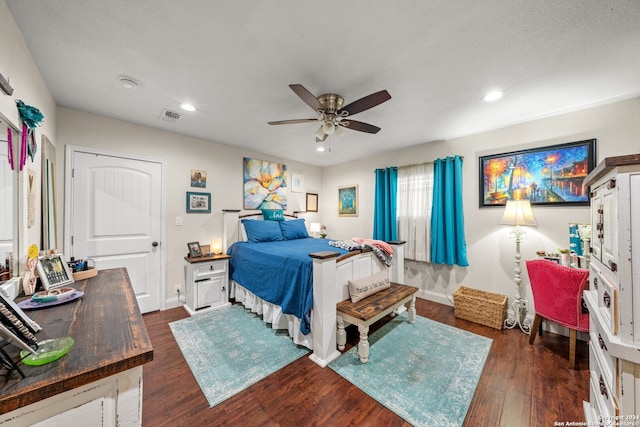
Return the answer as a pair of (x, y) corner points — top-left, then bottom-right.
(227, 238), (348, 334)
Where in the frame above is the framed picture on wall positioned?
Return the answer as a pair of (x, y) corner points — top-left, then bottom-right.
(186, 191), (211, 213)
(190, 169), (207, 188)
(338, 185), (358, 217)
(291, 173), (304, 193)
(306, 193), (318, 212)
(478, 139), (596, 207)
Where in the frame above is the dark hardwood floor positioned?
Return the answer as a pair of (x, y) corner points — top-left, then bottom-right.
(142, 298), (589, 426)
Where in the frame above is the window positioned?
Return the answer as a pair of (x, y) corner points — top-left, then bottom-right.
(397, 163), (433, 261)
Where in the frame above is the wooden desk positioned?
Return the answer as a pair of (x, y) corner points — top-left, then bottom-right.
(0, 268), (153, 425)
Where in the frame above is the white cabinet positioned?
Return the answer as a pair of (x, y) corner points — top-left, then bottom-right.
(0, 367), (143, 427)
(583, 154), (640, 426)
(184, 254), (230, 315)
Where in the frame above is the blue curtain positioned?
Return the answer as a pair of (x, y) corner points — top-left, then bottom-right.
(373, 167), (398, 241)
(430, 156), (469, 266)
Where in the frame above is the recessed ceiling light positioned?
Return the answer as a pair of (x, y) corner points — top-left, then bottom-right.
(180, 103), (196, 112)
(482, 90), (503, 102)
(119, 76), (139, 90)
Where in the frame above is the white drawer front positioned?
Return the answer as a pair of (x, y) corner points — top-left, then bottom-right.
(194, 260), (227, 277)
(590, 324), (616, 394)
(590, 344), (619, 422)
(594, 267), (618, 336)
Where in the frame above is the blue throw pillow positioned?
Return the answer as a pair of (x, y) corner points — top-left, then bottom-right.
(242, 219), (284, 243)
(280, 219), (310, 240)
(262, 209), (285, 221)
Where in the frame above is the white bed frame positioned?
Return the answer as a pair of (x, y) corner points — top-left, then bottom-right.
(222, 211), (405, 367)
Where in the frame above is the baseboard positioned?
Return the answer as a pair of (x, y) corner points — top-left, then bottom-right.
(416, 289), (454, 307)
(164, 296), (183, 310)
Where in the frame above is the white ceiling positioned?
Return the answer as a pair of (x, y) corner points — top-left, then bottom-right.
(6, 0), (640, 167)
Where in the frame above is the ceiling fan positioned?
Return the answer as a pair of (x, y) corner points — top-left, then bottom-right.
(268, 84), (391, 142)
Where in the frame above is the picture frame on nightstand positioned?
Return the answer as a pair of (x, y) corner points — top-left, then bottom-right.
(187, 242), (202, 258)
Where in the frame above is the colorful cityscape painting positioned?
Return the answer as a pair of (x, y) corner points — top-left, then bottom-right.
(479, 139), (596, 207)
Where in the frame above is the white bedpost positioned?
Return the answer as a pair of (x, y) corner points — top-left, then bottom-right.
(388, 241), (405, 283)
(309, 251), (341, 368)
(222, 210), (241, 252)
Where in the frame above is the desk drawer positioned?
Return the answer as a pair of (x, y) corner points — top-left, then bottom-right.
(590, 323), (616, 395)
(592, 265), (618, 336)
(590, 344), (619, 423)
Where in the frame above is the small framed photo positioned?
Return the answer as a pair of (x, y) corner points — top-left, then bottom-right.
(306, 193), (318, 212)
(186, 191), (211, 213)
(291, 173), (304, 193)
(187, 242), (202, 258)
(36, 253), (75, 290)
(190, 169), (207, 188)
(338, 185), (358, 217)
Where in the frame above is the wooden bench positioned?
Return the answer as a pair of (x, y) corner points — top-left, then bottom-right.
(336, 282), (419, 363)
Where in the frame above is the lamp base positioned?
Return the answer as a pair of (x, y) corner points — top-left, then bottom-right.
(504, 298), (531, 334)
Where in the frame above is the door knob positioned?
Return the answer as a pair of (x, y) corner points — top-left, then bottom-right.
(152, 241), (159, 247)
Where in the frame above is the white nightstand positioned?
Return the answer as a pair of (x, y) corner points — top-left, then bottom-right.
(183, 254), (231, 315)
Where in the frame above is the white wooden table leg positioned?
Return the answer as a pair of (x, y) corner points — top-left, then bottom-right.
(408, 296), (416, 324)
(337, 315), (346, 351)
(357, 324), (370, 363)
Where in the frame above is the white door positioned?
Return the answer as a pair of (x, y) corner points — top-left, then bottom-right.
(67, 149), (163, 313)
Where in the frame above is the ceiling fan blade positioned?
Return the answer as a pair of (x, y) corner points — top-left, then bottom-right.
(343, 119), (381, 134)
(338, 90), (391, 116)
(289, 84), (324, 111)
(268, 118), (319, 125)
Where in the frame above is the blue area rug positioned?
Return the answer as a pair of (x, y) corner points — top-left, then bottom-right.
(169, 305), (309, 407)
(330, 314), (492, 427)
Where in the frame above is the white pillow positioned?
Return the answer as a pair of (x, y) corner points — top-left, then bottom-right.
(347, 270), (390, 303)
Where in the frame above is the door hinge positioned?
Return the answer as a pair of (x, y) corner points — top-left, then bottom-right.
(71, 236), (74, 245)
(72, 168), (74, 178)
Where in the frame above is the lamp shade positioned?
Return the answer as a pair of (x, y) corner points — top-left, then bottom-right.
(310, 222), (321, 233)
(500, 200), (537, 226)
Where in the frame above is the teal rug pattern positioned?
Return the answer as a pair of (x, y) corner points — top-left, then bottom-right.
(169, 305), (309, 407)
(330, 314), (492, 427)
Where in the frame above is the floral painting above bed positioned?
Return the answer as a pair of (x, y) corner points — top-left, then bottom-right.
(243, 157), (287, 210)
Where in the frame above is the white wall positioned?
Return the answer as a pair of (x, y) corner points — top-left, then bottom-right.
(322, 97), (640, 308)
(0, 1), (57, 270)
(56, 107), (323, 303)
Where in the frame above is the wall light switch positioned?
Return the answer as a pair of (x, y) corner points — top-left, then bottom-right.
(175, 216), (183, 226)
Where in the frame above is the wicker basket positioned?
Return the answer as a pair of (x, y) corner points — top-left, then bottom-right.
(453, 286), (507, 330)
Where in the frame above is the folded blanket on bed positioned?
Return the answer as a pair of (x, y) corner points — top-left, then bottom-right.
(352, 238), (394, 257)
(328, 239), (393, 267)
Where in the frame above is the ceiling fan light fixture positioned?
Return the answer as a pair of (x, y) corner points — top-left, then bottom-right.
(322, 121), (335, 135)
(315, 126), (326, 139)
(334, 124), (345, 137)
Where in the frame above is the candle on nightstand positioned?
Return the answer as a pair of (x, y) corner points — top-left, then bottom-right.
(211, 239), (223, 255)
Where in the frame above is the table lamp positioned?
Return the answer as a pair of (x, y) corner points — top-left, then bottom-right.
(310, 222), (321, 237)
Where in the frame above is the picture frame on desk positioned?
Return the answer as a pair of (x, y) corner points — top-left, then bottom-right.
(36, 254), (75, 290)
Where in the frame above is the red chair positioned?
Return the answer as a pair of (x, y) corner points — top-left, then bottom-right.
(526, 258), (589, 369)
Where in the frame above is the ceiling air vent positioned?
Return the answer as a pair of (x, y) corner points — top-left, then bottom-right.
(160, 109), (182, 123)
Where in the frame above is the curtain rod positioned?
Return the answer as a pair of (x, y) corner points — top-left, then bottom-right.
(398, 155), (464, 168)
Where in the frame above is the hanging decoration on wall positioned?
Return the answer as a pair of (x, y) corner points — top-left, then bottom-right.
(243, 157), (287, 210)
(7, 127), (14, 170)
(15, 100), (44, 171)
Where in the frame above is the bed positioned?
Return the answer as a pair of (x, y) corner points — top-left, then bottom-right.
(223, 210), (405, 367)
